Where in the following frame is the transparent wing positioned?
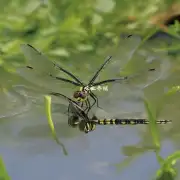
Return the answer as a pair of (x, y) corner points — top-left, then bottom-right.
(20, 44), (59, 76)
(91, 35), (172, 87)
(20, 44), (81, 80)
(12, 84), (92, 153)
(0, 87), (31, 119)
(84, 35), (173, 113)
(13, 84), (69, 115)
(17, 67), (74, 96)
(17, 44), (81, 98)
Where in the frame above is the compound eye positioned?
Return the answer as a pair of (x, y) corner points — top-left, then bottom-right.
(73, 91), (81, 98)
(81, 93), (86, 98)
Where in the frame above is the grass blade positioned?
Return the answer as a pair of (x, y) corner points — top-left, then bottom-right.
(144, 98), (160, 149)
(44, 95), (68, 156)
(0, 156), (11, 180)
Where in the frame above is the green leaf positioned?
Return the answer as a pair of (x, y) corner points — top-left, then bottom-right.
(76, 44), (93, 52)
(2, 40), (22, 53)
(48, 48), (70, 57)
(163, 151), (180, 169)
(156, 169), (176, 180)
(155, 149), (180, 179)
(165, 86), (180, 96)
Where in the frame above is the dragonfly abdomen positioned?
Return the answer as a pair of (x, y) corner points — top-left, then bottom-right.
(94, 119), (172, 125)
(96, 119), (147, 125)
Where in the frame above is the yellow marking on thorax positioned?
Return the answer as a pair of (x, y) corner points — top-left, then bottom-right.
(74, 97), (87, 102)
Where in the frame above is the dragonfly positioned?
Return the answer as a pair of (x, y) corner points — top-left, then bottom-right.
(17, 35), (171, 130)
(52, 95), (172, 133)
(19, 44), (129, 114)
(19, 35), (170, 115)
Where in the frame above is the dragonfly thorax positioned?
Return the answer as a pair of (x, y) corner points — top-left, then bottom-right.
(83, 86), (90, 92)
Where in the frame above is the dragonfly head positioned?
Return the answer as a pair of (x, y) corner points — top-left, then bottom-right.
(73, 91), (87, 101)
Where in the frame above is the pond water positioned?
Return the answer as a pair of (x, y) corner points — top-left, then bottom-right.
(1, 35), (180, 180)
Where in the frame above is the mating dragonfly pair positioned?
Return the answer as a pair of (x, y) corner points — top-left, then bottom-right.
(18, 36), (172, 133)
(66, 100), (171, 133)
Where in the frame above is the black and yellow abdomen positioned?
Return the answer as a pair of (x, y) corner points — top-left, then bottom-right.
(94, 119), (172, 125)
(75, 118), (172, 134)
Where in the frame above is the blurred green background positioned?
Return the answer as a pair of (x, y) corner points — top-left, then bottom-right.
(1, 0), (180, 180)
(1, 0), (180, 72)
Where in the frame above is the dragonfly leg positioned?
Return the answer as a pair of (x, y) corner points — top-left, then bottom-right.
(67, 104), (71, 126)
(90, 92), (103, 110)
(85, 98), (92, 114)
(89, 93), (97, 109)
(80, 101), (90, 114)
(80, 102), (84, 108)
(83, 100), (89, 111)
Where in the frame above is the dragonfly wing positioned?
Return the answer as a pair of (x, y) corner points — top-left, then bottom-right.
(17, 67), (73, 94)
(92, 35), (172, 86)
(13, 84), (69, 115)
(18, 44), (79, 97)
(88, 35), (172, 108)
(67, 36), (171, 118)
(20, 44), (83, 81)
(20, 44), (59, 75)
(0, 87), (31, 119)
